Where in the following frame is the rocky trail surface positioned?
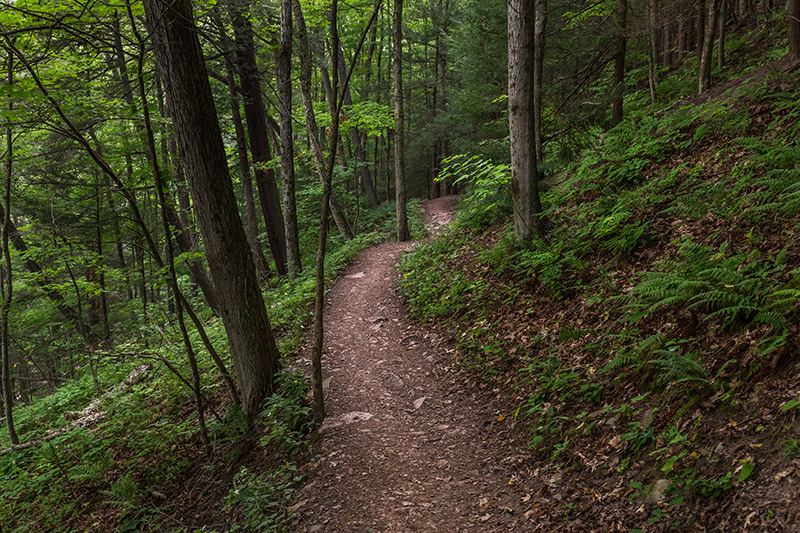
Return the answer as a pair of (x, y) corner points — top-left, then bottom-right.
(291, 197), (531, 532)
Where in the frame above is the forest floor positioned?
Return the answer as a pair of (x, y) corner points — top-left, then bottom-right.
(291, 197), (534, 532)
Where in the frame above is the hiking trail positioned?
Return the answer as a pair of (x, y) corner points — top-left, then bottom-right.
(292, 197), (531, 532)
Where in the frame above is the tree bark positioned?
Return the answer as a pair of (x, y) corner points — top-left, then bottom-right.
(612, 0), (628, 125)
(508, 0), (543, 241)
(111, 17), (221, 313)
(699, 0), (720, 94)
(533, 0), (547, 161)
(791, 0), (800, 63)
(228, 0), (288, 276)
(2, 51), (19, 445)
(143, 0), (280, 419)
(292, 0), (354, 240)
(336, 42), (381, 208)
(648, 0), (658, 104)
(219, 47), (272, 281)
(393, 0), (410, 242)
(696, 0), (706, 58)
(718, 0), (727, 68)
(278, 0), (302, 278)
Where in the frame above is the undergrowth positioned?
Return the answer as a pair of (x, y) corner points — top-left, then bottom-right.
(0, 201), (419, 532)
(401, 26), (800, 529)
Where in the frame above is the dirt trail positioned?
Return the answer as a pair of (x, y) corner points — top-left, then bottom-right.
(291, 197), (529, 532)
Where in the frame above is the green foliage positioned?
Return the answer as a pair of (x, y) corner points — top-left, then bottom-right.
(625, 240), (797, 337)
(650, 348), (709, 388)
(438, 153), (512, 230)
(259, 370), (312, 456)
(225, 464), (298, 533)
(342, 101), (395, 137)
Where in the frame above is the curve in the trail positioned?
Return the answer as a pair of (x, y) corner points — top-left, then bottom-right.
(292, 197), (528, 532)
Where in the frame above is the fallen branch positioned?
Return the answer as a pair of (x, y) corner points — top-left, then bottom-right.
(0, 364), (151, 456)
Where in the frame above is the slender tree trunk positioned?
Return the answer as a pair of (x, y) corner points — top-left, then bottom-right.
(612, 0), (628, 125)
(2, 51), (19, 445)
(718, 0), (727, 68)
(278, 0), (302, 278)
(648, 0), (658, 104)
(130, 23), (211, 448)
(228, 0), (288, 276)
(393, 0), (410, 241)
(337, 43), (381, 208)
(308, 0), (342, 421)
(697, 0), (706, 57)
(221, 54), (272, 281)
(292, 0), (354, 240)
(94, 180), (110, 340)
(533, 0), (547, 161)
(790, 0), (800, 63)
(699, 0), (720, 93)
(508, 0), (543, 241)
(385, 129), (393, 202)
(143, 0), (281, 420)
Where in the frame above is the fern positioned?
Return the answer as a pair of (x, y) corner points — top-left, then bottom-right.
(602, 333), (664, 373)
(650, 349), (710, 387)
(627, 239), (797, 338)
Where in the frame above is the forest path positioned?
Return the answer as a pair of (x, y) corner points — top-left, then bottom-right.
(291, 197), (530, 532)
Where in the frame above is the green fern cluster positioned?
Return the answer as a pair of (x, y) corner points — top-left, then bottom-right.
(650, 348), (710, 389)
(627, 239), (799, 337)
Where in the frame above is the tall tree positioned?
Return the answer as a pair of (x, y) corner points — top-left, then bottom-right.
(277, 0), (302, 278)
(393, 0), (410, 241)
(336, 41), (381, 208)
(143, 0), (281, 419)
(2, 50), (19, 445)
(699, 0), (720, 93)
(228, 0), (288, 276)
(292, 0), (354, 240)
(533, 0), (547, 160)
(211, 8), (273, 281)
(612, 0), (628, 124)
(791, 0), (800, 64)
(508, 0), (543, 241)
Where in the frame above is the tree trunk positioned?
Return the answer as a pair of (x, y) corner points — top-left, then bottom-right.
(508, 0), (543, 241)
(221, 53), (272, 281)
(699, 0), (720, 94)
(337, 43), (381, 208)
(292, 0), (354, 240)
(648, 0), (658, 104)
(111, 17), (221, 314)
(718, 0), (727, 68)
(2, 52), (19, 445)
(393, 0), (410, 242)
(143, 0), (281, 419)
(697, 0), (706, 58)
(278, 0), (302, 278)
(678, 15), (686, 62)
(791, 0), (800, 63)
(228, 0), (288, 276)
(533, 0), (547, 161)
(612, 0), (628, 125)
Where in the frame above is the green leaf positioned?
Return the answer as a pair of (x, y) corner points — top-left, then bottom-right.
(738, 461), (754, 483)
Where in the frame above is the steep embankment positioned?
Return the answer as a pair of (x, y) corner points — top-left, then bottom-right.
(401, 72), (800, 529)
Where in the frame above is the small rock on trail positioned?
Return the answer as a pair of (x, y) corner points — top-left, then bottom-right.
(291, 198), (529, 532)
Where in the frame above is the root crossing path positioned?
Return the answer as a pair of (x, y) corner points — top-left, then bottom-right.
(291, 197), (530, 532)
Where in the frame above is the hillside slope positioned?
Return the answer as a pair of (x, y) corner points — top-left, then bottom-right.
(401, 56), (800, 530)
